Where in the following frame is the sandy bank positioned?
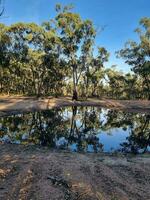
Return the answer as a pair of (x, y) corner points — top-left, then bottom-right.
(0, 96), (150, 116)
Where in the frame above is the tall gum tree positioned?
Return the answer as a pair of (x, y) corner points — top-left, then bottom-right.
(118, 17), (150, 100)
(54, 4), (96, 100)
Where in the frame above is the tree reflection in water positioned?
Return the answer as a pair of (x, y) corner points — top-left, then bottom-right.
(0, 107), (149, 153)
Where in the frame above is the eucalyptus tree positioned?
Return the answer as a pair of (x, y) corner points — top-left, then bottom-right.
(118, 17), (150, 99)
(0, 23), (11, 93)
(0, 21), (65, 95)
(0, 4), (111, 98)
(54, 4), (96, 100)
(86, 47), (109, 97)
(42, 21), (68, 96)
(27, 50), (44, 95)
(0, 22), (46, 94)
(105, 68), (126, 99)
(123, 73), (140, 99)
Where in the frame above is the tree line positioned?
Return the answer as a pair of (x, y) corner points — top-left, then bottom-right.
(0, 4), (149, 99)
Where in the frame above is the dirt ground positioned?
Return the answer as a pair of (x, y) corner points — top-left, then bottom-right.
(0, 96), (150, 116)
(0, 144), (150, 200)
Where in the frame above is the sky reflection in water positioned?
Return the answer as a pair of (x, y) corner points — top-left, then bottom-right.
(0, 107), (150, 154)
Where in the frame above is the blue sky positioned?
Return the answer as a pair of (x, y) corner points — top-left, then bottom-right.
(1, 0), (150, 72)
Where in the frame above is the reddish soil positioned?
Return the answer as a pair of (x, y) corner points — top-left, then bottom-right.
(0, 145), (150, 200)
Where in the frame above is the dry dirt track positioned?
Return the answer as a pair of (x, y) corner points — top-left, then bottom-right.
(0, 145), (150, 200)
(0, 96), (150, 116)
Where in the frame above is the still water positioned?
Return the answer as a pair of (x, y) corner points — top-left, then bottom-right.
(0, 107), (150, 153)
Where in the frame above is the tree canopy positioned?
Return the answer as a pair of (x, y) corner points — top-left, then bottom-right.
(0, 4), (149, 100)
(118, 17), (150, 99)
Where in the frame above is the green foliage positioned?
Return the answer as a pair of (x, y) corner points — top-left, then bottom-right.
(118, 17), (150, 99)
(0, 5), (149, 99)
